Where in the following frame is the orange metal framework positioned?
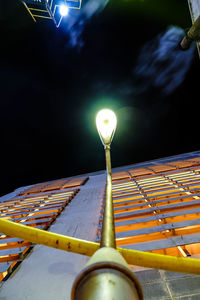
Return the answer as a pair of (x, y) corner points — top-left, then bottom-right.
(2, 157), (200, 282)
(0, 177), (87, 282)
(97, 157), (200, 259)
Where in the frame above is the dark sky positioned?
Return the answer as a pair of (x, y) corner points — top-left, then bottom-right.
(0, 0), (200, 196)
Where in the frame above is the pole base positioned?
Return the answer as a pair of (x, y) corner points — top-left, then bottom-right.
(71, 247), (143, 300)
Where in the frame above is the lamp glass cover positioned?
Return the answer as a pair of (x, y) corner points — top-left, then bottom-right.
(96, 109), (117, 146)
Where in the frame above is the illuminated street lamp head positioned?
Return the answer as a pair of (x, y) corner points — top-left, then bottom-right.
(59, 4), (69, 16)
(96, 109), (117, 147)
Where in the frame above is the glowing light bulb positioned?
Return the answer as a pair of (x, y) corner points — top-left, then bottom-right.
(96, 109), (117, 146)
(59, 5), (69, 16)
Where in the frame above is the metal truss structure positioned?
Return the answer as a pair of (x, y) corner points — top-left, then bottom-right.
(22, 0), (82, 27)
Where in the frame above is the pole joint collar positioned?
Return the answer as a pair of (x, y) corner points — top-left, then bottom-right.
(71, 261), (143, 300)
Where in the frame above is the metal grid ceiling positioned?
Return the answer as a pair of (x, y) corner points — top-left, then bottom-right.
(0, 177), (88, 282)
(98, 158), (200, 258)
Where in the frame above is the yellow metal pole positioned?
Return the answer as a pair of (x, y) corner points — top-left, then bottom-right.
(100, 145), (116, 248)
(118, 247), (200, 275)
(1, 218), (200, 275)
(0, 218), (98, 256)
(22, 2), (37, 22)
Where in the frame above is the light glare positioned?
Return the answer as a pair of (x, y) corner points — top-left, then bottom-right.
(96, 109), (117, 146)
(59, 5), (69, 16)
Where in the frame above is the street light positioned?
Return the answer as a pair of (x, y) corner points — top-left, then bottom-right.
(71, 109), (143, 300)
(96, 109), (117, 248)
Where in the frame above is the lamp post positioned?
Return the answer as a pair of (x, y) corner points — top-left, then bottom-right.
(179, 15), (200, 50)
(96, 109), (117, 248)
(71, 109), (143, 300)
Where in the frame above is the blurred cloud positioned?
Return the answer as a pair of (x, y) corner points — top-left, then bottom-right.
(64, 0), (109, 48)
(91, 26), (195, 102)
(132, 26), (195, 97)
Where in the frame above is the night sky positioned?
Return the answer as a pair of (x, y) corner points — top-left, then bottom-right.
(0, 0), (200, 196)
